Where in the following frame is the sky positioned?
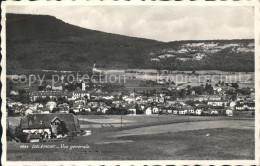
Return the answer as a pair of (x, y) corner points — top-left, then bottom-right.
(6, 5), (254, 42)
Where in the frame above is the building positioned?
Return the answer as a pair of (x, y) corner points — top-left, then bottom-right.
(46, 101), (57, 111)
(20, 114), (80, 139)
(207, 100), (227, 107)
(39, 107), (51, 114)
(145, 107), (152, 115)
(30, 91), (69, 101)
(226, 109), (233, 116)
(71, 90), (90, 100)
(152, 106), (160, 114)
(195, 108), (203, 115)
(52, 83), (63, 91)
(10, 90), (19, 96)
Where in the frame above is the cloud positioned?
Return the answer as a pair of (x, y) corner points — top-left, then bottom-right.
(6, 5), (254, 42)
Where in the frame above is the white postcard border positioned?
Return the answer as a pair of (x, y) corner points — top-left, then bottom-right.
(1, 1), (259, 165)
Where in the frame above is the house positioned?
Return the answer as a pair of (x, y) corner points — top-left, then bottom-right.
(20, 114), (80, 139)
(208, 95), (222, 101)
(59, 107), (70, 114)
(229, 101), (236, 108)
(40, 107), (51, 114)
(10, 90), (19, 96)
(72, 105), (83, 113)
(188, 108), (195, 115)
(84, 107), (92, 113)
(172, 107), (178, 114)
(100, 106), (109, 114)
(193, 95), (208, 102)
(128, 107), (137, 115)
(158, 97), (165, 103)
(52, 83), (63, 91)
(145, 107), (152, 115)
(46, 101), (57, 111)
(207, 100), (227, 107)
(71, 89), (90, 100)
(226, 109), (233, 116)
(12, 105), (24, 114)
(235, 102), (255, 111)
(178, 109), (187, 115)
(161, 107), (168, 114)
(38, 104), (44, 108)
(152, 106), (160, 114)
(24, 108), (34, 115)
(181, 106), (194, 115)
(195, 108), (203, 115)
(167, 107), (173, 114)
(124, 96), (136, 103)
(235, 104), (244, 111)
(210, 110), (219, 116)
(202, 110), (211, 116)
(31, 90), (73, 101)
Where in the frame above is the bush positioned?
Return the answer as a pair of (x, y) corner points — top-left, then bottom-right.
(16, 132), (29, 143)
(15, 127), (29, 143)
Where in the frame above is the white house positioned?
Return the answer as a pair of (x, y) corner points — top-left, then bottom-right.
(10, 90), (19, 96)
(152, 107), (160, 114)
(195, 108), (203, 115)
(145, 107), (152, 115)
(210, 110), (219, 115)
(72, 91), (90, 100)
(128, 108), (137, 115)
(178, 110), (187, 115)
(226, 109), (233, 116)
(173, 109), (178, 115)
(25, 108), (34, 115)
(229, 101), (236, 108)
(207, 100), (227, 107)
(46, 101), (57, 111)
(41, 107), (51, 114)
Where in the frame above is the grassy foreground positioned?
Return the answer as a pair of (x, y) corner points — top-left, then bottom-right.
(7, 128), (254, 160)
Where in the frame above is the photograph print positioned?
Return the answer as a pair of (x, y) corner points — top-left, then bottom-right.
(1, 2), (259, 164)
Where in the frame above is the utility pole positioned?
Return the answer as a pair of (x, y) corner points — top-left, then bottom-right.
(188, 110), (190, 125)
(120, 109), (123, 129)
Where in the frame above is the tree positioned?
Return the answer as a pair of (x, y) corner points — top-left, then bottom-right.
(204, 83), (214, 95)
(56, 121), (69, 136)
(179, 89), (186, 98)
(186, 85), (192, 95)
(38, 86), (45, 91)
(231, 83), (239, 89)
(52, 108), (60, 113)
(186, 100), (195, 106)
(7, 105), (14, 116)
(69, 109), (76, 115)
(15, 127), (29, 143)
(57, 96), (69, 105)
(13, 90), (31, 104)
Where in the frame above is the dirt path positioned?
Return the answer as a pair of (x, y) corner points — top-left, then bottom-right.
(111, 120), (254, 137)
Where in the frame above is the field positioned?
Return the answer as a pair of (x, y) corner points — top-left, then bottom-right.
(7, 115), (255, 160)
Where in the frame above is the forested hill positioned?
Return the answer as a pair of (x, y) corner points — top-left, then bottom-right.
(6, 13), (254, 73)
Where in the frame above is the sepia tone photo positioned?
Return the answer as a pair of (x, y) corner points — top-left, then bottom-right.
(1, 1), (259, 165)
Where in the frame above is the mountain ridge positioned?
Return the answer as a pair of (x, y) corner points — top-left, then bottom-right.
(6, 13), (254, 73)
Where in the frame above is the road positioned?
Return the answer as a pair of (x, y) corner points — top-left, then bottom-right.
(111, 120), (254, 137)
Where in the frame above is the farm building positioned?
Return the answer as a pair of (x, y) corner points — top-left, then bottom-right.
(20, 113), (80, 139)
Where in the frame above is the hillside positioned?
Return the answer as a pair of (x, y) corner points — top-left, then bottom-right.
(6, 14), (254, 73)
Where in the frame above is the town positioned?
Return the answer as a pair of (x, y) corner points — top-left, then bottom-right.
(6, 68), (255, 143)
